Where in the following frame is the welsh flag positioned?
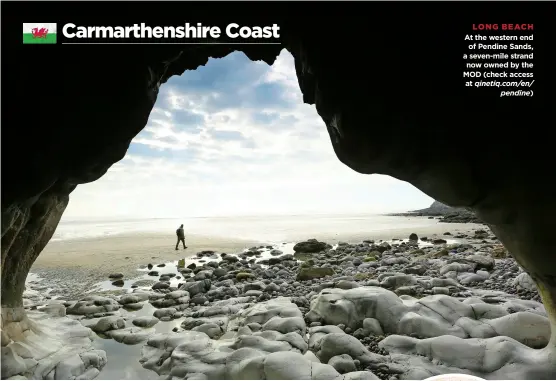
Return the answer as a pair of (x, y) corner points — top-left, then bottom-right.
(23, 23), (57, 44)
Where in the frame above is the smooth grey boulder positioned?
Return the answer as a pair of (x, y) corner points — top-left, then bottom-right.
(328, 354), (357, 373)
(119, 293), (149, 305)
(132, 316), (159, 328)
(105, 327), (155, 345)
(66, 296), (120, 315)
(513, 273), (537, 291)
(88, 316), (125, 333)
(307, 287), (550, 346)
(379, 333), (556, 379)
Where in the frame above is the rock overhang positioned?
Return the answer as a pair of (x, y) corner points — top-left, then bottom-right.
(1, 1), (555, 365)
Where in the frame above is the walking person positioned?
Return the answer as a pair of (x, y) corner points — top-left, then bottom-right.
(175, 224), (187, 250)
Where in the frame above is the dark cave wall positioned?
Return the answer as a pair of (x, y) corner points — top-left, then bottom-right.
(1, 3), (555, 341)
(1, 188), (70, 307)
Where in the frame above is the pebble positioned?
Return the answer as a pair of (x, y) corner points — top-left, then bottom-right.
(23, 233), (548, 381)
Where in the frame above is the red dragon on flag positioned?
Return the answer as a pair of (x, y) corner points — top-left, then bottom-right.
(31, 27), (48, 39)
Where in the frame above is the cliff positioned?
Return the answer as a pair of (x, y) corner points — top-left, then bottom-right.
(392, 201), (483, 223)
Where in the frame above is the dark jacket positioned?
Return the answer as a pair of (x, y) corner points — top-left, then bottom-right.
(176, 227), (185, 239)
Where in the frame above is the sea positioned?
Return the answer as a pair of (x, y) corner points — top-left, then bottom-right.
(51, 214), (444, 243)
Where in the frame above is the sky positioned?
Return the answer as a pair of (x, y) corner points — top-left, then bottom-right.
(63, 49), (433, 219)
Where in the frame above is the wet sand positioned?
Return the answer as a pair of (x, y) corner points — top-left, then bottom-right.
(33, 219), (485, 279)
(34, 233), (261, 279)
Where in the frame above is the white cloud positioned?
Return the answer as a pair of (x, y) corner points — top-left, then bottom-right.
(64, 49), (433, 219)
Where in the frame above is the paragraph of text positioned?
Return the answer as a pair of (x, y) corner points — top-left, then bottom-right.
(463, 24), (534, 97)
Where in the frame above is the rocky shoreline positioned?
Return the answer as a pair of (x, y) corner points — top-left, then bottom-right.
(389, 201), (482, 224)
(4, 229), (553, 380)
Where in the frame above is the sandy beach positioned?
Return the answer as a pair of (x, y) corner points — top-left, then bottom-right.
(24, 217), (548, 381)
(32, 219), (485, 280)
(34, 233), (260, 277)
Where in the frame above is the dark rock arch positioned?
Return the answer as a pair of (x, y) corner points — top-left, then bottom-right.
(2, 0), (555, 361)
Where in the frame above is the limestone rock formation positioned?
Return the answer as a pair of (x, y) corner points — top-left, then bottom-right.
(1, 307), (106, 379)
(307, 287), (555, 379)
(139, 297), (381, 379)
(307, 287), (549, 348)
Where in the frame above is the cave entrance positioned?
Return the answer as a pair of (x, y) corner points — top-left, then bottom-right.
(33, 49), (436, 295)
(4, 44), (556, 381)
(13, 48), (448, 380)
